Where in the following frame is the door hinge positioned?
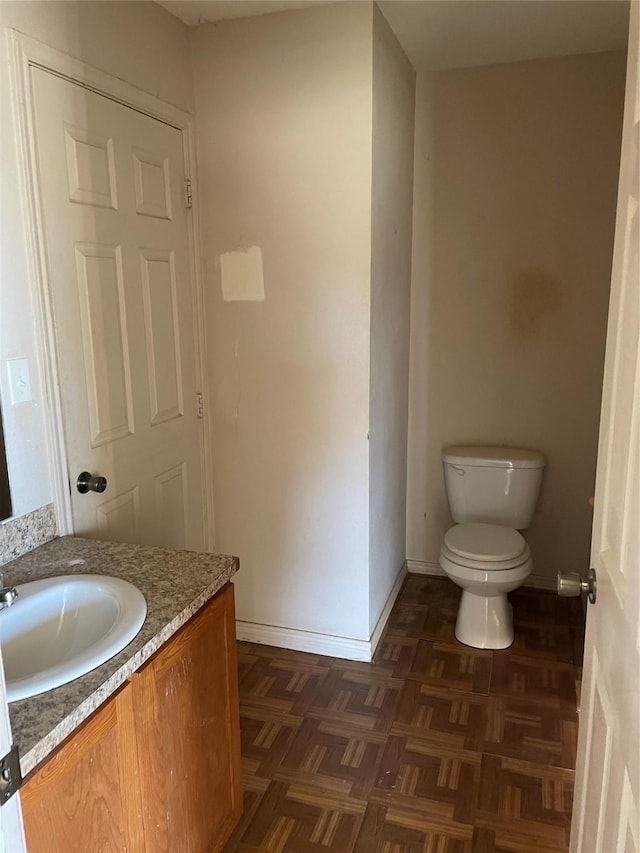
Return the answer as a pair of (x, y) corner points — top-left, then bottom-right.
(0, 744), (22, 805)
(184, 178), (193, 209)
(196, 392), (204, 419)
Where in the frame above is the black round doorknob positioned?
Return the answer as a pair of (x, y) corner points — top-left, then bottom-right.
(76, 471), (108, 494)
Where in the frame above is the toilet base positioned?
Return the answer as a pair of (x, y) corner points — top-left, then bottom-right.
(454, 591), (514, 650)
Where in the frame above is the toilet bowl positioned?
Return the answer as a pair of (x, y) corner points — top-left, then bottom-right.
(440, 445), (545, 650)
(440, 522), (532, 649)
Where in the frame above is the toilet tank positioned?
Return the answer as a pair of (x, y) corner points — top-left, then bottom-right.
(443, 446), (545, 529)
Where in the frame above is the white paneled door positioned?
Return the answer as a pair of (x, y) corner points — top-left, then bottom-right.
(570, 5), (639, 851)
(0, 645), (26, 852)
(31, 67), (205, 551)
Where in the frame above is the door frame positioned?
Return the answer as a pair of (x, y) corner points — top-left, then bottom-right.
(6, 29), (216, 550)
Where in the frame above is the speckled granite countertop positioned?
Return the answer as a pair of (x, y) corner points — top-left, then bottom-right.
(1, 536), (239, 776)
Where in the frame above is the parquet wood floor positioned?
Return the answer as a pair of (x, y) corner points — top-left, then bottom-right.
(224, 576), (585, 853)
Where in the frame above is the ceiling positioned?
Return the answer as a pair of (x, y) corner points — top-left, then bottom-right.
(156, 0), (630, 71)
(156, 0), (335, 26)
(378, 1), (629, 71)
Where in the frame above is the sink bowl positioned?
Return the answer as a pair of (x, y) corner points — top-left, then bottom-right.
(0, 574), (147, 702)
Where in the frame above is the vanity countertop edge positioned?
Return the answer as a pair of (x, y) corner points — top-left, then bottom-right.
(1, 535), (239, 777)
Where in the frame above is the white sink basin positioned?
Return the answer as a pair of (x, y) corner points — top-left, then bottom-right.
(0, 574), (147, 702)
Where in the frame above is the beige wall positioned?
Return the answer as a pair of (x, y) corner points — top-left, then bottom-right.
(0, 1), (194, 111)
(407, 52), (626, 582)
(0, 1), (193, 517)
(192, 3), (374, 641)
(406, 71), (436, 571)
(369, 6), (415, 631)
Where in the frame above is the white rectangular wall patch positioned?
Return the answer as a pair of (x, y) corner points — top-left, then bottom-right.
(219, 246), (265, 302)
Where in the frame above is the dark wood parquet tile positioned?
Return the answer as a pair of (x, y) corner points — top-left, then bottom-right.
(509, 589), (569, 626)
(420, 607), (460, 646)
(409, 641), (493, 695)
(238, 642), (261, 685)
(226, 576), (583, 853)
(391, 681), (486, 753)
(239, 704), (304, 778)
(400, 575), (458, 608)
(389, 681), (577, 770)
(239, 654), (331, 716)
(371, 735), (481, 825)
(354, 803), (473, 853)
(474, 755), (573, 851)
(384, 603), (429, 640)
(224, 774), (271, 852)
(507, 622), (573, 663)
(372, 636), (419, 680)
(235, 781), (366, 853)
(329, 657), (398, 679)
(306, 665), (403, 733)
(398, 574), (434, 603)
(489, 654), (576, 711)
(419, 579), (460, 641)
(402, 577), (461, 647)
(271, 718), (386, 800)
(241, 642), (336, 668)
(470, 827), (568, 853)
(483, 695), (577, 770)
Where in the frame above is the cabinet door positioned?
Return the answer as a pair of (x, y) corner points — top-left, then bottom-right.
(21, 682), (144, 853)
(132, 583), (242, 852)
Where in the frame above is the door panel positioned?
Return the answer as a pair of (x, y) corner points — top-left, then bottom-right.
(75, 242), (134, 446)
(570, 5), (639, 850)
(139, 249), (183, 425)
(133, 148), (173, 220)
(63, 123), (118, 209)
(31, 68), (205, 551)
(96, 487), (141, 544)
(154, 463), (188, 550)
(0, 644), (26, 851)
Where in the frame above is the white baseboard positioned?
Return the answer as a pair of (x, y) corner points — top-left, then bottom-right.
(369, 562), (408, 654)
(235, 620), (373, 661)
(236, 563), (407, 663)
(405, 559), (445, 577)
(235, 563), (557, 662)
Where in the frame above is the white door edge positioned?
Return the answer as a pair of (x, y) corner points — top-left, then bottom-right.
(5, 29), (216, 551)
(569, 3), (640, 848)
(0, 643), (26, 852)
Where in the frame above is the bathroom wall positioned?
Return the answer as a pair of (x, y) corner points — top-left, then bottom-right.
(369, 6), (415, 632)
(406, 51), (627, 583)
(0, 0), (194, 519)
(406, 71), (436, 576)
(191, 4), (374, 644)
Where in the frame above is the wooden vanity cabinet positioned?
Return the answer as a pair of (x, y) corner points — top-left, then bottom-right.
(21, 583), (242, 853)
(132, 581), (242, 852)
(21, 682), (144, 852)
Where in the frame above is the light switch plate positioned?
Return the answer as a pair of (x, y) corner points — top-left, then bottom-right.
(7, 358), (32, 405)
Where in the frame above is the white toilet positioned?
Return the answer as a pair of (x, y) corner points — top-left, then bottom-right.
(440, 445), (545, 650)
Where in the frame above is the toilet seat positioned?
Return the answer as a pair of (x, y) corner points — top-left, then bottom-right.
(442, 523), (529, 571)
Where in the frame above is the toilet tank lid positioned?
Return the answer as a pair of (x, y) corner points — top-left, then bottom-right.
(443, 446), (546, 469)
